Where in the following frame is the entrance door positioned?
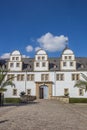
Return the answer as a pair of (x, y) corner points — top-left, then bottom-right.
(39, 85), (48, 99)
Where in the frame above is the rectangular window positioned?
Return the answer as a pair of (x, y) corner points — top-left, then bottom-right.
(72, 74), (80, 81)
(36, 62), (39, 67)
(79, 89), (84, 96)
(63, 62), (66, 66)
(41, 74), (49, 81)
(38, 56), (40, 60)
(41, 74), (44, 81)
(69, 56), (72, 59)
(16, 63), (20, 67)
(27, 89), (31, 95)
(21, 75), (24, 81)
(42, 62), (46, 67)
(17, 74), (24, 81)
(7, 74), (14, 81)
(27, 74), (34, 81)
(56, 74), (64, 81)
(42, 56), (45, 60)
(70, 62), (73, 66)
(65, 56), (67, 59)
(13, 89), (17, 96)
(45, 74), (49, 81)
(12, 57), (15, 60)
(16, 57), (19, 60)
(10, 63), (14, 67)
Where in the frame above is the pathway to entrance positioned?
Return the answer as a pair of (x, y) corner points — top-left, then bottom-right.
(0, 100), (87, 130)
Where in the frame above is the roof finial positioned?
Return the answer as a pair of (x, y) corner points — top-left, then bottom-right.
(65, 44), (68, 49)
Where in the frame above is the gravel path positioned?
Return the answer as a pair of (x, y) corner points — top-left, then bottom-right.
(0, 100), (87, 130)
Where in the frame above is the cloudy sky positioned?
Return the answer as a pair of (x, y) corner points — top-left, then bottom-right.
(0, 0), (87, 59)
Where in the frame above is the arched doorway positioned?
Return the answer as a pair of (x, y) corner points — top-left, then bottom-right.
(39, 85), (48, 99)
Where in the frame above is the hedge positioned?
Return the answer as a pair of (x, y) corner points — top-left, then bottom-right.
(4, 98), (21, 103)
(69, 98), (87, 103)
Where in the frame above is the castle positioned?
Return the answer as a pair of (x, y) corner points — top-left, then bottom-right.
(0, 47), (87, 99)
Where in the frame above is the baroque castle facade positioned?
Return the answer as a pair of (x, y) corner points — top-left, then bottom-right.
(0, 47), (87, 99)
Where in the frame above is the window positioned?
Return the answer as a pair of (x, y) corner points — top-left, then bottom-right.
(12, 57), (15, 60)
(17, 74), (24, 81)
(42, 62), (46, 67)
(36, 62), (39, 67)
(16, 57), (19, 60)
(10, 63), (14, 67)
(27, 89), (31, 95)
(7, 74), (14, 81)
(41, 74), (49, 81)
(79, 89), (84, 96)
(56, 74), (64, 81)
(65, 56), (67, 59)
(63, 62), (66, 66)
(21, 75), (24, 81)
(45, 74), (49, 80)
(13, 89), (17, 96)
(70, 62), (73, 66)
(42, 56), (45, 60)
(27, 74), (34, 81)
(64, 88), (69, 96)
(38, 56), (40, 60)
(69, 56), (72, 59)
(72, 74), (80, 81)
(16, 63), (20, 67)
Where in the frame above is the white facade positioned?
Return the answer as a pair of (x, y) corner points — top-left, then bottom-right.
(1, 48), (87, 99)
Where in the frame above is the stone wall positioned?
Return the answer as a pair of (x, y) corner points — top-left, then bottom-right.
(51, 96), (69, 103)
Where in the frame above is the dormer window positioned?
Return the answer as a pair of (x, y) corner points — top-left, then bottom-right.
(38, 56), (40, 60)
(16, 63), (20, 67)
(63, 62), (66, 66)
(65, 56), (67, 59)
(42, 62), (46, 67)
(16, 57), (19, 60)
(69, 56), (72, 59)
(42, 56), (45, 60)
(70, 62), (73, 66)
(36, 62), (39, 67)
(10, 63), (14, 67)
(12, 57), (15, 60)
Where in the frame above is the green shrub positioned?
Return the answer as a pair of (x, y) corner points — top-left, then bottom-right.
(69, 98), (87, 103)
(4, 98), (21, 103)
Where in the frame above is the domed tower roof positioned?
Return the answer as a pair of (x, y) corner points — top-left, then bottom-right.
(36, 49), (47, 55)
(62, 47), (74, 55)
(11, 50), (21, 55)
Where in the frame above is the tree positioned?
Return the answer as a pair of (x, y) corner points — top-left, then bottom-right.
(74, 73), (87, 92)
(0, 69), (15, 106)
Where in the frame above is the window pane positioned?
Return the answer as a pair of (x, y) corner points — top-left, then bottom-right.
(63, 62), (66, 66)
(13, 89), (17, 96)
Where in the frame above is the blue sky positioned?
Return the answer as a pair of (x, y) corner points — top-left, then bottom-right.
(0, 0), (87, 58)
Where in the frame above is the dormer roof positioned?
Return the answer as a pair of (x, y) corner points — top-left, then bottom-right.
(11, 50), (21, 55)
(62, 48), (74, 55)
(36, 49), (47, 55)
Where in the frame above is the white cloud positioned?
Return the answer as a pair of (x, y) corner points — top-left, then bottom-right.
(37, 32), (68, 52)
(22, 55), (30, 58)
(35, 47), (41, 52)
(26, 45), (33, 52)
(0, 53), (10, 59)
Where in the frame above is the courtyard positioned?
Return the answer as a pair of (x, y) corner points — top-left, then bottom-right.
(0, 100), (87, 130)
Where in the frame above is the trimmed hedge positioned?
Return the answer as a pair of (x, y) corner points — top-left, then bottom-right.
(4, 98), (21, 103)
(69, 98), (87, 103)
